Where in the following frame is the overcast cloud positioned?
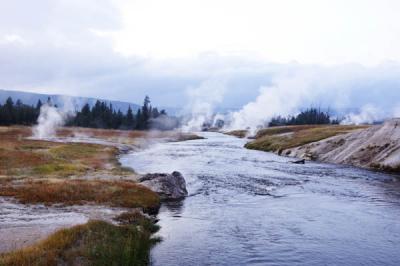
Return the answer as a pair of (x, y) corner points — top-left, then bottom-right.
(0, 0), (400, 112)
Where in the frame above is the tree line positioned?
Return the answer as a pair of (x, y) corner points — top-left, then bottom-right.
(0, 97), (42, 126)
(0, 95), (178, 130)
(1, 97), (341, 129)
(269, 108), (340, 127)
(67, 96), (173, 130)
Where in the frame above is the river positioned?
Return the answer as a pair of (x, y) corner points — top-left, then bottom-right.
(120, 132), (400, 266)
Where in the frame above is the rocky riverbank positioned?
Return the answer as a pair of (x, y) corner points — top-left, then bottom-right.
(285, 119), (400, 172)
(230, 120), (400, 174)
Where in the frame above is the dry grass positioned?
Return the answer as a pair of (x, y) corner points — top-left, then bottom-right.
(224, 130), (248, 138)
(0, 126), (200, 179)
(0, 179), (160, 210)
(174, 133), (204, 141)
(0, 219), (160, 266)
(245, 125), (369, 154)
(0, 126), (161, 210)
(0, 126), (171, 263)
(0, 127), (124, 177)
(0, 127), (53, 175)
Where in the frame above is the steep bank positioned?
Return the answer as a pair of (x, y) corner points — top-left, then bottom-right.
(240, 121), (400, 173)
(285, 119), (400, 172)
(242, 125), (367, 153)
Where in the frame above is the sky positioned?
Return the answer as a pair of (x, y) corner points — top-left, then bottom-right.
(1, 0), (400, 113)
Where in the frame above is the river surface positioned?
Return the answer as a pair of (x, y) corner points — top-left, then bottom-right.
(0, 199), (128, 252)
(120, 132), (400, 266)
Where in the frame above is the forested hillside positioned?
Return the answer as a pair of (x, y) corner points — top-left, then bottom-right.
(0, 96), (178, 130)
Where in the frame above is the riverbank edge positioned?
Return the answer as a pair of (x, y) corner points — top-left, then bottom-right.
(225, 123), (400, 175)
(0, 127), (197, 265)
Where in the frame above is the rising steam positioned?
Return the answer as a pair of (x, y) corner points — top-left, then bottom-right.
(32, 96), (75, 139)
(33, 104), (65, 139)
(181, 78), (227, 132)
(224, 67), (400, 132)
(226, 72), (317, 133)
(341, 104), (384, 125)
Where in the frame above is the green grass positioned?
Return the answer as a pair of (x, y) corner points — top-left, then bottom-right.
(0, 219), (161, 266)
(49, 144), (110, 160)
(32, 163), (88, 176)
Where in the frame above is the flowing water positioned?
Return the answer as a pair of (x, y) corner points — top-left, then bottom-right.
(0, 198), (128, 252)
(120, 132), (400, 266)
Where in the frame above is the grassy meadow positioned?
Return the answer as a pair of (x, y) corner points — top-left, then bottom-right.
(0, 126), (198, 265)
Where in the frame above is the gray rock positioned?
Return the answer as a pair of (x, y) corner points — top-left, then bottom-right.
(139, 171), (188, 200)
(291, 159), (305, 164)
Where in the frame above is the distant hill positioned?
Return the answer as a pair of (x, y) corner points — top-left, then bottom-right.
(0, 89), (141, 112)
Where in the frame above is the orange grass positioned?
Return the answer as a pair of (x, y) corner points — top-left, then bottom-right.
(0, 127), (120, 176)
(0, 179), (160, 209)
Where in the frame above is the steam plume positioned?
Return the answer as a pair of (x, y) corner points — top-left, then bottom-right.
(32, 96), (75, 139)
(33, 104), (64, 139)
(341, 104), (384, 125)
(181, 78), (227, 131)
(226, 72), (317, 133)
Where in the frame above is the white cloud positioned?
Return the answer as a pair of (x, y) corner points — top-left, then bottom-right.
(0, 34), (28, 45)
(1, 0), (400, 114)
(111, 0), (400, 66)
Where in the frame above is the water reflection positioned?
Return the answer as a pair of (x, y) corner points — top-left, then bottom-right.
(162, 200), (185, 216)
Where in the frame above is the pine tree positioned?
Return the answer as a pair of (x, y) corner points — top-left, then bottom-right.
(0, 97), (39, 126)
(125, 106), (135, 129)
(36, 99), (42, 110)
(135, 109), (141, 128)
(4, 97), (14, 124)
(140, 96), (151, 129)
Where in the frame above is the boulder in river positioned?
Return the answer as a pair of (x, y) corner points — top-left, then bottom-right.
(139, 171), (188, 200)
